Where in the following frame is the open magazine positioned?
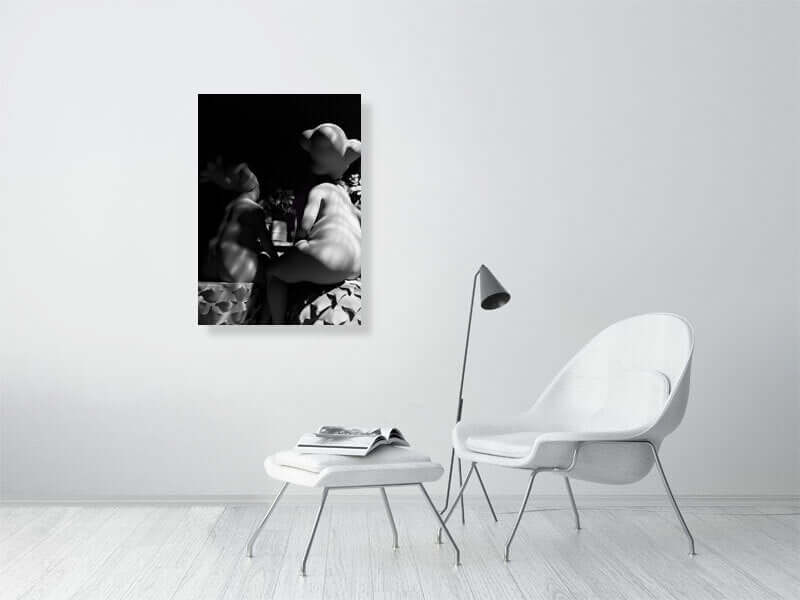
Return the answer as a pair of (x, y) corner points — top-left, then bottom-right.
(295, 426), (409, 456)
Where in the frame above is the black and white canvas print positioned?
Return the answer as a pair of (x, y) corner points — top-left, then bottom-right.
(198, 94), (362, 325)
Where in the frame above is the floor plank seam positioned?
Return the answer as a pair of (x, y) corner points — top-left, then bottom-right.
(166, 506), (228, 600)
(64, 506), (158, 600)
(266, 504), (299, 600)
(1, 507), (83, 579)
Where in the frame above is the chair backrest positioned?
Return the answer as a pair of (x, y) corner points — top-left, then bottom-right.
(526, 313), (694, 445)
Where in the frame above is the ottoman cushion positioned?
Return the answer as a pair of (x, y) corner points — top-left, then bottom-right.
(265, 446), (444, 488)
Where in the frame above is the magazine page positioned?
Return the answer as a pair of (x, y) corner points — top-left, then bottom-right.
(316, 425), (382, 438)
(335, 426), (405, 442)
(317, 426), (408, 446)
(380, 427), (409, 446)
(296, 425), (408, 455)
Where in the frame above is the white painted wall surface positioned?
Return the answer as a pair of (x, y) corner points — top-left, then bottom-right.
(0, 0), (797, 499)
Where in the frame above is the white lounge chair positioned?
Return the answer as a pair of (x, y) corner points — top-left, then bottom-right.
(440, 313), (697, 561)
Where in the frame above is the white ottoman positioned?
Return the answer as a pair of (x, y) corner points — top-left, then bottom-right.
(246, 445), (460, 575)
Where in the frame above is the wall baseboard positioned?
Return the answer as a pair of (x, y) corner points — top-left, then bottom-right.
(2, 494), (798, 507)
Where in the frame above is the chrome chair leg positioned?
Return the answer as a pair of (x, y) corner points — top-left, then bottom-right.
(300, 488), (329, 576)
(379, 487), (399, 549)
(473, 465), (498, 522)
(564, 477), (581, 530)
(419, 484), (461, 567)
(505, 470), (538, 561)
(246, 481), (289, 557)
(457, 458), (465, 524)
(437, 462), (475, 543)
(648, 443), (696, 556)
(439, 448), (456, 513)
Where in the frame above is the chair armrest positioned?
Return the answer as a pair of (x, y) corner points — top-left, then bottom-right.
(514, 429), (654, 470)
(530, 429), (647, 459)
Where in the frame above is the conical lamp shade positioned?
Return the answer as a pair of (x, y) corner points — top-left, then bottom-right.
(478, 265), (510, 310)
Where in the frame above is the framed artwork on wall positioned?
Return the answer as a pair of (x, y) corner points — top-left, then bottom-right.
(198, 94), (362, 326)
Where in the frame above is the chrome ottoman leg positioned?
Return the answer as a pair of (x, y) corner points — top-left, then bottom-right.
(300, 488), (329, 576)
(419, 483), (461, 567)
(246, 482), (289, 557)
(380, 487), (399, 549)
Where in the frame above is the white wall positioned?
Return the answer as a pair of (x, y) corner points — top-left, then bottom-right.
(1, 0), (797, 500)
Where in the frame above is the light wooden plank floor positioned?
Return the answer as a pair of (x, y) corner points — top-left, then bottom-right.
(0, 497), (797, 599)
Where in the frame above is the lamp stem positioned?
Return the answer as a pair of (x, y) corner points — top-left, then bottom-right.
(456, 269), (480, 422)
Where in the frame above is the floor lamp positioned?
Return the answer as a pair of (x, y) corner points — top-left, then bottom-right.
(440, 264), (510, 524)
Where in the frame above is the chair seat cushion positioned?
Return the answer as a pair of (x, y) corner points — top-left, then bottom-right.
(466, 432), (542, 459)
(265, 446), (443, 488)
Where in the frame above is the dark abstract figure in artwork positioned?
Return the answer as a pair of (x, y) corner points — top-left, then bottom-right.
(262, 123), (362, 324)
(200, 159), (273, 283)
